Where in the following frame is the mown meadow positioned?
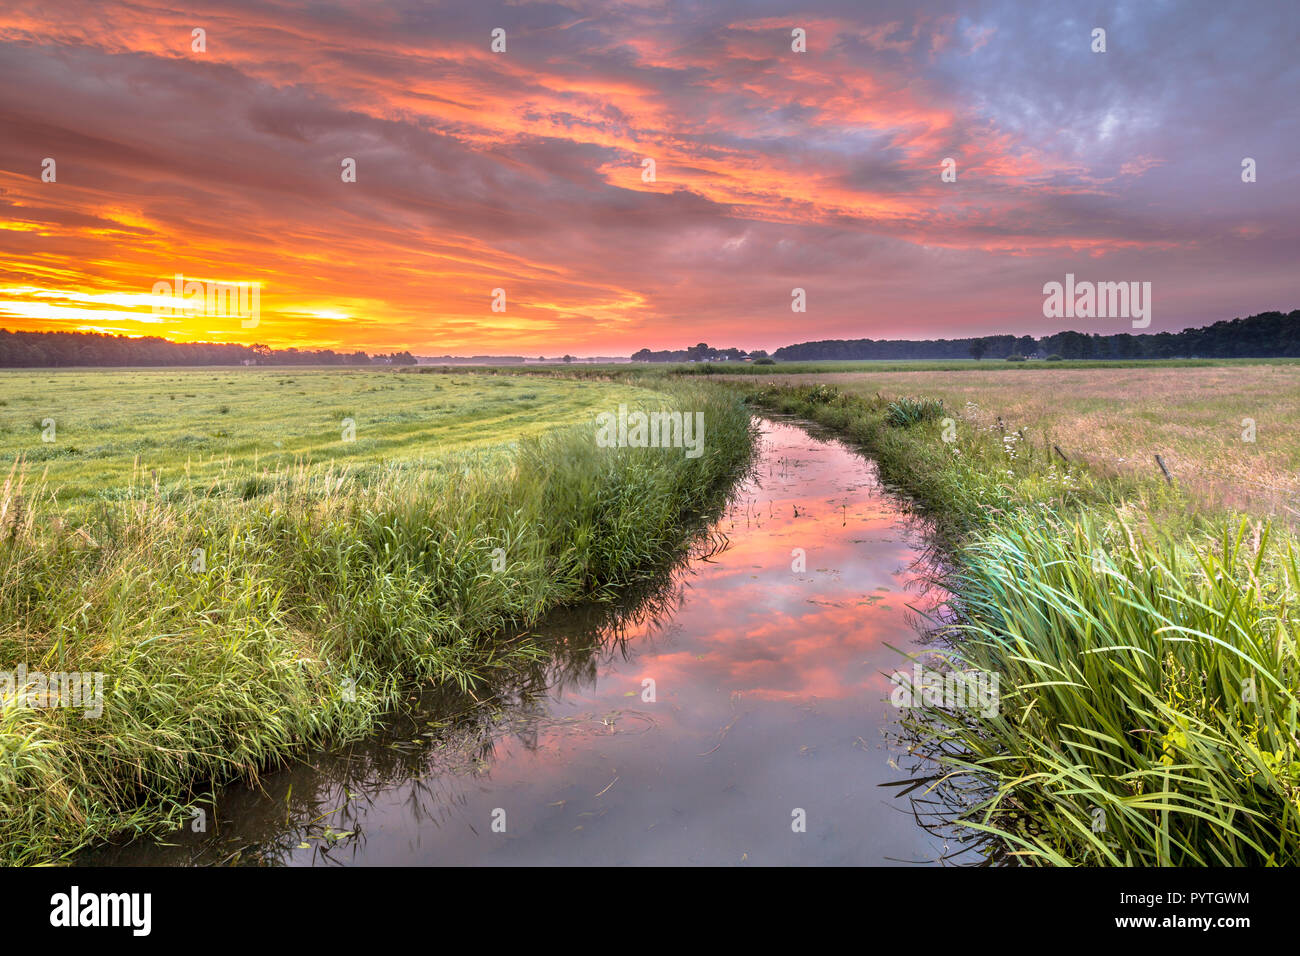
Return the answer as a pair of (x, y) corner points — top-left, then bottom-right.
(0, 367), (757, 862)
(0, 367), (655, 504)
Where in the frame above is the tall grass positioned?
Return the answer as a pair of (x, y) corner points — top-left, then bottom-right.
(0, 382), (755, 863)
(742, 379), (1300, 865)
(884, 397), (946, 429)
(917, 513), (1300, 865)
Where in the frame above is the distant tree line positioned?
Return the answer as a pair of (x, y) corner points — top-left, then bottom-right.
(772, 310), (1300, 361)
(10, 309), (1297, 368)
(424, 355), (526, 365)
(631, 342), (767, 362)
(0, 329), (417, 367)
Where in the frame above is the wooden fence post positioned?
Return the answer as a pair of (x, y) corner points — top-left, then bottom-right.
(1155, 454), (1172, 485)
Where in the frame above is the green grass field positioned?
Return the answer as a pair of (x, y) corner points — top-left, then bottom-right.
(0, 367), (661, 504)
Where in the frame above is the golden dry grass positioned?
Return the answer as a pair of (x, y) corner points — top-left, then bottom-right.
(777, 364), (1300, 518)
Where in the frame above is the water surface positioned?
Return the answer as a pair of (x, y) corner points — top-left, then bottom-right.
(91, 418), (953, 866)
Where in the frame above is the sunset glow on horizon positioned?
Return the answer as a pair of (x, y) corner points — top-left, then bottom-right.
(1, 0), (1295, 356)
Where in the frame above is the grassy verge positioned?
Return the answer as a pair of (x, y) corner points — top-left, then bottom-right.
(741, 380), (1300, 866)
(0, 378), (755, 864)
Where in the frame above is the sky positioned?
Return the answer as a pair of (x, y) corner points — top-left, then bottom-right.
(0, 0), (1296, 356)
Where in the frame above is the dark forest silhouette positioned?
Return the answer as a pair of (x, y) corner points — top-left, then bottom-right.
(0, 329), (416, 367)
(3, 309), (1297, 367)
(770, 310), (1300, 362)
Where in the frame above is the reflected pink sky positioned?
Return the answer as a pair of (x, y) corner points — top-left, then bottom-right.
(94, 420), (954, 865)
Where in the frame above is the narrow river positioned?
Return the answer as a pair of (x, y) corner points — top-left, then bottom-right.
(90, 418), (955, 865)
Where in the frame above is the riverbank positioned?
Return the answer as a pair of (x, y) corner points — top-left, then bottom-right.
(739, 380), (1300, 866)
(0, 377), (756, 863)
(84, 417), (950, 866)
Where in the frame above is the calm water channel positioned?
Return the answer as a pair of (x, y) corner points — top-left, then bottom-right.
(89, 418), (959, 865)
